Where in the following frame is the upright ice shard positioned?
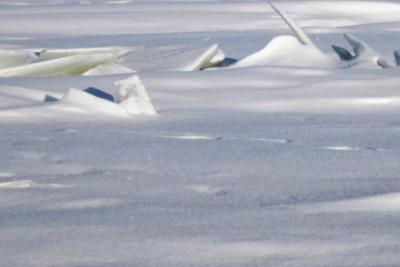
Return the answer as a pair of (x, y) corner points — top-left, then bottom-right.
(181, 44), (226, 71)
(114, 75), (157, 116)
(0, 54), (117, 77)
(268, 2), (315, 46)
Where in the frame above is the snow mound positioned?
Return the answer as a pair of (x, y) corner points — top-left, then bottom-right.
(234, 35), (338, 68)
(232, 2), (337, 69)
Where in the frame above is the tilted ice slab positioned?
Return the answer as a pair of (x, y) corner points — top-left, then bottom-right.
(0, 54), (118, 77)
(179, 44), (226, 71)
(0, 47), (133, 77)
(34, 47), (130, 61)
(0, 49), (37, 69)
(128, 44), (226, 72)
(0, 44), (220, 76)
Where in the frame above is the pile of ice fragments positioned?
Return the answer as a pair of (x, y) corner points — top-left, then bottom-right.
(1, 1), (398, 119)
(0, 75), (157, 118)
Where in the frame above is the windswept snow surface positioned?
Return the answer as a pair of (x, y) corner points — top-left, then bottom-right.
(2, 1), (400, 267)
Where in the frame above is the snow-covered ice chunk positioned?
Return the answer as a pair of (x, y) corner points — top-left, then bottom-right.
(0, 75), (156, 118)
(114, 75), (157, 115)
(59, 88), (129, 117)
(51, 75), (156, 117)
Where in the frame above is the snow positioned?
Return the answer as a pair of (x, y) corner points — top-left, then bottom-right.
(1, 0), (400, 266)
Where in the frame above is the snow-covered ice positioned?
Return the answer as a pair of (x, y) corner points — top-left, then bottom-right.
(1, 0), (400, 266)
